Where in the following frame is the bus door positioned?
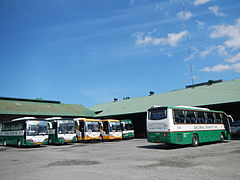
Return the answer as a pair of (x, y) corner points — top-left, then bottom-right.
(24, 121), (27, 141)
(223, 115), (233, 139)
(79, 121), (85, 139)
(54, 121), (58, 139)
(225, 115), (233, 134)
(103, 121), (110, 138)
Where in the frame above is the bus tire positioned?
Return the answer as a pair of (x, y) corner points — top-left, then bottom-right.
(17, 140), (21, 148)
(3, 139), (7, 146)
(192, 134), (199, 147)
(220, 133), (225, 143)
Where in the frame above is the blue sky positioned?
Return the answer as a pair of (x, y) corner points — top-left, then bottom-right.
(0, 0), (240, 107)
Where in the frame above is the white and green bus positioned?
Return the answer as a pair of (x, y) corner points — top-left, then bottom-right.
(120, 119), (134, 139)
(147, 106), (233, 146)
(46, 117), (77, 145)
(0, 117), (48, 147)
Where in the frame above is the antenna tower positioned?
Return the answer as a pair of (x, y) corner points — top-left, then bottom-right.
(182, 0), (194, 85)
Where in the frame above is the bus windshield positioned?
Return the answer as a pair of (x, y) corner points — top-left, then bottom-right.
(122, 122), (133, 130)
(148, 108), (167, 120)
(58, 120), (75, 134)
(110, 122), (121, 132)
(27, 120), (48, 136)
(85, 121), (99, 132)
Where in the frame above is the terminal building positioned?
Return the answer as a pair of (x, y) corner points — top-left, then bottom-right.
(1, 79), (240, 137)
(0, 97), (95, 122)
(91, 79), (240, 137)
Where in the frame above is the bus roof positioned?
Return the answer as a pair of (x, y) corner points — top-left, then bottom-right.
(148, 106), (225, 113)
(74, 118), (100, 122)
(100, 119), (120, 122)
(11, 117), (36, 122)
(120, 119), (132, 122)
(45, 117), (62, 120)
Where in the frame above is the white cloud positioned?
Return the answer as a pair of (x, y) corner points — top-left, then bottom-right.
(195, 20), (205, 29)
(193, 0), (211, 6)
(177, 11), (192, 20)
(168, 31), (188, 46)
(199, 46), (215, 59)
(210, 18), (240, 49)
(209, 5), (227, 17)
(225, 53), (240, 63)
(217, 45), (229, 57)
(198, 45), (229, 59)
(201, 63), (240, 72)
(135, 31), (187, 47)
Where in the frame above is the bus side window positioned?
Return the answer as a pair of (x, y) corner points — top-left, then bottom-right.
(206, 112), (214, 124)
(185, 111), (191, 124)
(186, 111), (196, 124)
(196, 111), (205, 124)
(214, 113), (222, 124)
(173, 110), (185, 124)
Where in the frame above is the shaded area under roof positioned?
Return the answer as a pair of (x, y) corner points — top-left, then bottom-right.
(91, 79), (240, 117)
(0, 98), (95, 117)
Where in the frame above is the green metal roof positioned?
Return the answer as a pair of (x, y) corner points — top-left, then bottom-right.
(91, 79), (240, 117)
(0, 99), (95, 117)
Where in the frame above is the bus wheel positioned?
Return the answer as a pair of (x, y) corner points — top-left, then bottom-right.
(220, 133), (225, 143)
(3, 139), (7, 146)
(192, 134), (199, 147)
(17, 140), (21, 148)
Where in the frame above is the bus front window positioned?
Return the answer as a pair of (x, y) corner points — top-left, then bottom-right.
(92, 122), (99, 132)
(115, 122), (121, 132)
(58, 120), (75, 134)
(110, 122), (121, 132)
(110, 122), (116, 132)
(86, 122), (99, 132)
(27, 121), (48, 136)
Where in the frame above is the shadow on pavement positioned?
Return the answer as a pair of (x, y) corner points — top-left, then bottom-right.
(137, 143), (189, 150)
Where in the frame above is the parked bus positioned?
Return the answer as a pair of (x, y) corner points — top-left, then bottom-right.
(120, 119), (134, 139)
(0, 117), (48, 147)
(147, 106), (233, 146)
(46, 117), (77, 145)
(74, 118), (101, 141)
(99, 119), (122, 141)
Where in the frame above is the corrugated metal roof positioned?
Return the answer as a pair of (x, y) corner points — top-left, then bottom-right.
(0, 99), (95, 117)
(91, 79), (240, 117)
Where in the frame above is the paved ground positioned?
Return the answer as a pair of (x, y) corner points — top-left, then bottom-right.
(0, 139), (240, 180)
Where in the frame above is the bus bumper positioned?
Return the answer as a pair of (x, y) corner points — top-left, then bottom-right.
(147, 132), (171, 144)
